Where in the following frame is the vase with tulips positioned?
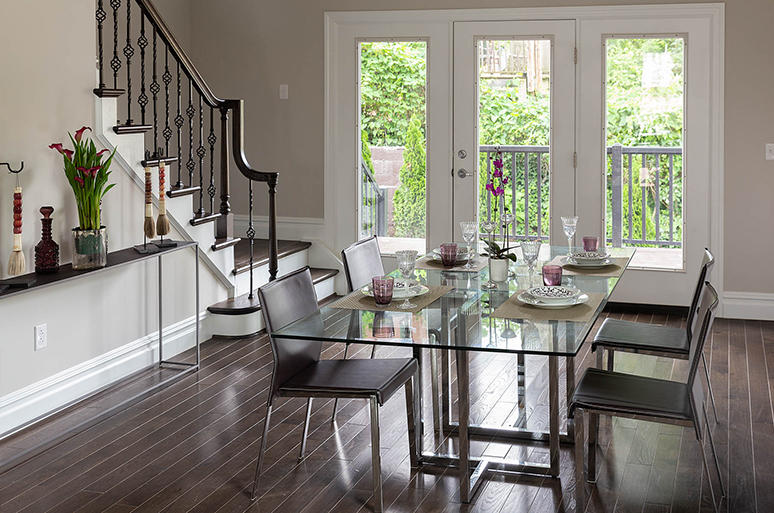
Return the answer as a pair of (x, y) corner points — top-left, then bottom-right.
(50, 126), (116, 269)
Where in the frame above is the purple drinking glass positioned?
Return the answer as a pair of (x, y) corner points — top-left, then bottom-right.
(440, 243), (458, 267)
(372, 276), (394, 305)
(582, 236), (600, 252)
(542, 265), (563, 286)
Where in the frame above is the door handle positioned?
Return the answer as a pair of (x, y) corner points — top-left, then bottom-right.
(457, 168), (473, 179)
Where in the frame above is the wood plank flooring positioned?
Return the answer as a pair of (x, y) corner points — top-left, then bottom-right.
(1, 311), (772, 513)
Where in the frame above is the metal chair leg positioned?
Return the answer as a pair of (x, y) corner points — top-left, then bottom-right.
(704, 409), (725, 497)
(369, 396), (383, 513)
(299, 398), (313, 461)
(595, 347), (604, 369)
(587, 412), (598, 483)
(405, 374), (421, 468)
(607, 350), (615, 371)
(698, 431), (721, 513)
(371, 344), (377, 359)
(251, 404), (273, 501)
(430, 345), (441, 434)
(702, 352), (720, 423)
(331, 344), (351, 423)
(574, 407), (585, 513)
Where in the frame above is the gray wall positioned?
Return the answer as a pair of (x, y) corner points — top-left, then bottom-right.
(177, 0), (774, 295)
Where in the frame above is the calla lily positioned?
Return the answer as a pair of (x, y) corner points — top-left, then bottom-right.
(74, 176), (85, 187)
(49, 143), (65, 154)
(86, 166), (101, 177)
(96, 149), (110, 157)
(63, 149), (73, 160)
(74, 126), (91, 143)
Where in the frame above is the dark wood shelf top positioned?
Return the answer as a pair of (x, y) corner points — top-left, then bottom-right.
(0, 241), (197, 302)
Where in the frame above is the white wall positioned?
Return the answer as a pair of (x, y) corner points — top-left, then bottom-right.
(0, 0), (226, 433)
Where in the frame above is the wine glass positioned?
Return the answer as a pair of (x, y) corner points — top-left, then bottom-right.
(460, 221), (478, 269)
(561, 216), (578, 256)
(521, 240), (541, 274)
(395, 249), (418, 309)
(481, 220), (498, 289)
(503, 213), (516, 276)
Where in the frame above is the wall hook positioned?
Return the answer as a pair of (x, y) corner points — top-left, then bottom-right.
(1, 162), (24, 174)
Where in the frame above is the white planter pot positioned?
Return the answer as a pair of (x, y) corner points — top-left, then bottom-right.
(489, 258), (509, 282)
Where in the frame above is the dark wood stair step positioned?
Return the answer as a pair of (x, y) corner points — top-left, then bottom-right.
(113, 124), (153, 135)
(208, 267), (339, 315)
(141, 155), (179, 168)
(232, 239), (312, 276)
(167, 184), (201, 198)
(189, 212), (221, 226)
(93, 87), (125, 98)
(211, 237), (241, 252)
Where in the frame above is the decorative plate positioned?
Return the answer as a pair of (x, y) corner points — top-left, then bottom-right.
(527, 286), (581, 304)
(362, 283), (430, 300)
(432, 246), (472, 256)
(570, 252), (611, 262)
(518, 291), (590, 309)
(432, 253), (469, 264)
(561, 256), (616, 269)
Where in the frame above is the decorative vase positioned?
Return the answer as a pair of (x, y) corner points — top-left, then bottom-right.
(489, 258), (509, 282)
(72, 227), (108, 270)
(35, 206), (59, 274)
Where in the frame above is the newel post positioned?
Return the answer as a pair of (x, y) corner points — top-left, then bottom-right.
(217, 106), (233, 240)
(268, 174), (279, 281)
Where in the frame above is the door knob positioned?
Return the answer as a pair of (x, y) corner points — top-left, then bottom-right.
(457, 150), (467, 159)
(457, 168), (473, 179)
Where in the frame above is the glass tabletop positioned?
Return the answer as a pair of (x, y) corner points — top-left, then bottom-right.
(272, 246), (635, 357)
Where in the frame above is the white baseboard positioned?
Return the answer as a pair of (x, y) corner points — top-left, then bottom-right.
(0, 313), (207, 438)
(723, 292), (774, 321)
(233, 215), (324, 242)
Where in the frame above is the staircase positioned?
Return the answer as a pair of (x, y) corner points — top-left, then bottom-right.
(93, 0), (341, 336)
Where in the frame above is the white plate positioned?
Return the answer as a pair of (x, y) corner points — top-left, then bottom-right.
(518, 291), (590, 309)
(570, 251), (611, 262)
(432, 253), (470, 264)
(527, 286), (581, 304)
(561, 256), (616, 269)
(362, 283), (430, 300)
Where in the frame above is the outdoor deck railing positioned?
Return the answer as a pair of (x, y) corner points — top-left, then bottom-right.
(361, 162), (387, 238)
(479, 144), (683, 248)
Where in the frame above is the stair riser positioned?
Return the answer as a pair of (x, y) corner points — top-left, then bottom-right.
(234, 249), (308, 296)
(209, 275), (336, 337)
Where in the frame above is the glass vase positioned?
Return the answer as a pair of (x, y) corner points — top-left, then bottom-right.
(72, 227), (108, 270)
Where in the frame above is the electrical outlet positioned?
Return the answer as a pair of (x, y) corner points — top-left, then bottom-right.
(34, 324), (47, 351)
(766, 143), (774, 161)
(279, 84), (288, 100)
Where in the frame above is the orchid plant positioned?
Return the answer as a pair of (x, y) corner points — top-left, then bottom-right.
(482, 147), (517, 259)
(50, 126), (116, 230)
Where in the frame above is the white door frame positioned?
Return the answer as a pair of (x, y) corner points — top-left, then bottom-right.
(325, 3), (723, 312)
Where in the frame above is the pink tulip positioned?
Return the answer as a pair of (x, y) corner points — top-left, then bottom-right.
(74, 126), (91, 143)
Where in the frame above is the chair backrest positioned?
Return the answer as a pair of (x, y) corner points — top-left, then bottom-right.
(686, 281), (718, 439)
(341, 236), (384, 293)
(686, 248), (715, 339)
(258, 267), (322, 404)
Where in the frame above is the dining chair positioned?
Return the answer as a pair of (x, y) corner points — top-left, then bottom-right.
(331, 236), (384, 421)
(250, 267), (421, 513)
(572, 282), (724, 513)
(591, 248), (718, 421)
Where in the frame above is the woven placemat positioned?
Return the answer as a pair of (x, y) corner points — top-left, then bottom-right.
(329, 284), (453, 313)
(545, 256), (629, 277)
(416, 255), (488, 273)
(491, 290), (606, 323)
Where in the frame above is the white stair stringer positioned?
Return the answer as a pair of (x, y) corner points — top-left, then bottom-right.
(94, 95), (235, 295)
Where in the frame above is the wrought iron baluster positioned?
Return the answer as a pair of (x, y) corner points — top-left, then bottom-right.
(150, 28), (160, 154)
(122, 0), (134, 125)
(109, 0), (121, 90)
(196, 95), (206, 216)
(208, 108), (217, 214)
(174, 61), (184, 188)
(186, 82), (195, 190)
(163, 47), (173, 156)
(137, 16), (148, 124)
(247, 180), (255, 298)
(96, 1), (107, 90)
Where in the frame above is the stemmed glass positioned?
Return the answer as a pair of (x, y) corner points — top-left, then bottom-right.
(561, 216), (578, 256)
(521, 240), (541, 286)
(395, 250), (418, 309)
(460, 221), (478, 269)
(503, 213), (516, 276)
(481, 220), (498, 289)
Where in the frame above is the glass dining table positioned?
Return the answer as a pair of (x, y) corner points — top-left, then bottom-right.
(271, 245), (635, 504)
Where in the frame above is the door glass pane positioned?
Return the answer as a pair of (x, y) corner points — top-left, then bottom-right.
(605, 37), (684, 269)
(359, 41), (427, 254)
(478, 39), (551, 241)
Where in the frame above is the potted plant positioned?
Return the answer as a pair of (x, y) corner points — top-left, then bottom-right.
(50, 126), (116, 269)
(482, 148), (516, 282)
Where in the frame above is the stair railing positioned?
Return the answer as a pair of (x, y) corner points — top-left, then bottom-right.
(93, 0), (279, 292)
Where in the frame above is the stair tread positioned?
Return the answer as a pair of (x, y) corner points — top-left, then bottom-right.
(232, 239), (313, 275)
(208, 267), (339, 315)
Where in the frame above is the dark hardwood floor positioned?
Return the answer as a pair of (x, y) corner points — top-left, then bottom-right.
(1, 310), (772, 513)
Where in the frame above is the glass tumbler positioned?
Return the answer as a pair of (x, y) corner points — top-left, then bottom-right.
(582, 236), (600, 252)
(542, 265), (563, 286)
(372, 276), (394, 305)
(440, 243), (458, 267)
